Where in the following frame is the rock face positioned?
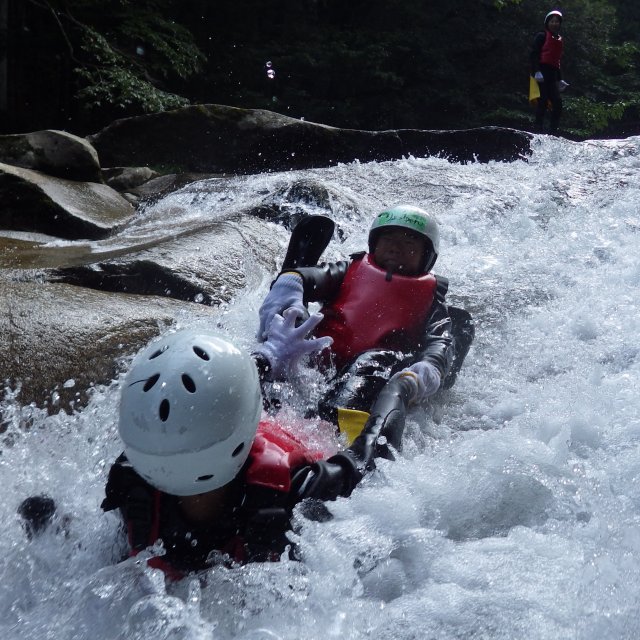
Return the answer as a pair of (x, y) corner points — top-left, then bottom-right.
(0, 162), (135, 240)
(88, 104), (533, 174)
(0, 130), (103, 183)
(0, 281), (216, 409)
(0, 104), (534, 410)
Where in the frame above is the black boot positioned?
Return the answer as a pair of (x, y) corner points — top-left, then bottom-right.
(18, 495), (57, 539)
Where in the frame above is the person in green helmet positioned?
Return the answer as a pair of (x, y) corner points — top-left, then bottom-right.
(257, 205), (474, 443)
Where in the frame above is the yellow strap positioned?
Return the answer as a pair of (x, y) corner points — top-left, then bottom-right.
(337, 408), (371, 445)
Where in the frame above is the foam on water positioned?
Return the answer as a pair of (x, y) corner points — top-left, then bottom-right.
(2, 135), (640, 639)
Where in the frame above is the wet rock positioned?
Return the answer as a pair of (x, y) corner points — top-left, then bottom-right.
(48, 216), (282, 306)
(102, 166), (160, 191)
(0, 130), (102, 183)
(0, 162), (135, 240)
(88, 104), (532, 175)
(0, 280), (216, 409)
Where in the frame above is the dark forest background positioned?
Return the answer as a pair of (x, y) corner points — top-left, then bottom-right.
(1, 0), (639, 139)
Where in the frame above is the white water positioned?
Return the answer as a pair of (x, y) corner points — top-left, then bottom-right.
(2, 134), (640, 639)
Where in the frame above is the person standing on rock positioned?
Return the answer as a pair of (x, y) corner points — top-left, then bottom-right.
(256, 205), (474, 444)
(531, 9), (568, 134)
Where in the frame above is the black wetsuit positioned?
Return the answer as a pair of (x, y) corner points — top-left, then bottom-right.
(531, 30), (564, 132)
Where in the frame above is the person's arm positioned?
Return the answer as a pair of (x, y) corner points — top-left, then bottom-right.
(531, 31), (545, 75)
(293, 260), (350, 303)
(257, 260), (350, 341)
(289, 374), (416, 503)
(414, 299), (454, 381)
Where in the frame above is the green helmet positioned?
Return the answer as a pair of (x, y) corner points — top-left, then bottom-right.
(368, 205), (440, 272)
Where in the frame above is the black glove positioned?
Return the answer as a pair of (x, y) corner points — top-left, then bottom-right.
(291, 451), (363, 502)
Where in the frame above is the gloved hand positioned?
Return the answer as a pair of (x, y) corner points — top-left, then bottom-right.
(558, 80), (569, 92)
(254, 307), (332, 379)
(257, 273), (305, 341)
(534, 71), (544, 83)
(291, 451), (363, 502)
(392, 361), (441, 405)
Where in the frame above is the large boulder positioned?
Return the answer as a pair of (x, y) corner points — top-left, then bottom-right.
(0, 280), (217, 409)
(0, 162), (135, 240)
(88, 104), (532, 174)
(0, 129), (103, 183)
(47, 214), (282, 305)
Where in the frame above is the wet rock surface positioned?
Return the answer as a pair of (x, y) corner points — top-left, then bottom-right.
(0, 162), (135, 240)
(1, 105), (532, 408)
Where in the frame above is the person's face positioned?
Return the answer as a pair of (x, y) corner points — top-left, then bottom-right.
(373, 228), (426, 276)
(547, 16), (561, 33)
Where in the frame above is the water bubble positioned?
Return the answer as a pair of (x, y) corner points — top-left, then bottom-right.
(267, 69), (276, 79)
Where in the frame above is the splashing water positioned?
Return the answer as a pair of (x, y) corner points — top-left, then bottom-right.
(2, 135), (640, 639)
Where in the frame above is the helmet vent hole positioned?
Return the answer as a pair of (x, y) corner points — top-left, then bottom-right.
(232, 442), (245, 457)
(196, 474), (214, 482)
(149, 345), (169, 360)
(143, 374), (160, 392)
(159, 399), (170, 422)
(182, 374), (196, 393)
(193, 346), (210, 361)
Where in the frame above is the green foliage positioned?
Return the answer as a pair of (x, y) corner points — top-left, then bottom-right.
(563, 95), (639, 137)
(26, 0), (205, 117)
(10, 0), (640, 138)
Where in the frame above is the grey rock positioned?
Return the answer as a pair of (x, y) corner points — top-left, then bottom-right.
(88, 104), (532, 175)
(0, 162), (135, 240)
(0, 280), (216, 409)
(0, 130), (102, 183)
(102, 166), (160, 191)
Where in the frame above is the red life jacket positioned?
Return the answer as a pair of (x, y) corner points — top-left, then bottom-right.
(315, 253), (437, 369)
(540, 30), (563, 69)
(130, 419), (326, 576)
(245, 419), (327, 491)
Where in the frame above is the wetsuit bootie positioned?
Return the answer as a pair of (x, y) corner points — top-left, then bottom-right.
(18, 495), (57, 539)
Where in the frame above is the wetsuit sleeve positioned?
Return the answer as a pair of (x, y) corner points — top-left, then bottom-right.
(289, 375), (415, 503)
(413, 276), (454, 381)
(291, 260), (350, 303)
(102, 453), (158, 553)
(531, 31), (545, 74)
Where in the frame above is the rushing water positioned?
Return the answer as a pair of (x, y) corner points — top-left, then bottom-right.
(2, 134), (640, 640)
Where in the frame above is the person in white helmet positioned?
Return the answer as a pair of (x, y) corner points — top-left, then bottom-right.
(92, 310), (421, 578)
(531, 10), (567, 134)
(257, 205), (474, 444)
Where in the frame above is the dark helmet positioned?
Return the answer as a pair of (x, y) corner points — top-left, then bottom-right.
(545, 10), (563, 26)
(368, 205), (440, 273)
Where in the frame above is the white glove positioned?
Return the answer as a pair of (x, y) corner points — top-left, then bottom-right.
(254, 308), (333, 379)
(534, 71), (544, 83)
(558, 80), (569, 92)
(257, 273), (306, 341)
(392, 361), (441, 405)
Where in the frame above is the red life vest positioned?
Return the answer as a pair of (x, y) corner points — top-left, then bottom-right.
(540, 30), (563, 69)
(316, 253), (437, 369)
(130, 419), (327, 576)
(245, 419), (327, 491)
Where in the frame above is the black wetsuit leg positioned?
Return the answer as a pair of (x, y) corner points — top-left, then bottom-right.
(317, 349), (409, 423)
(535, 64), (562, 132)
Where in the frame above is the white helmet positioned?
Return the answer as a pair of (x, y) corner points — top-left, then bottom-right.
(118, 329), (262, 496)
